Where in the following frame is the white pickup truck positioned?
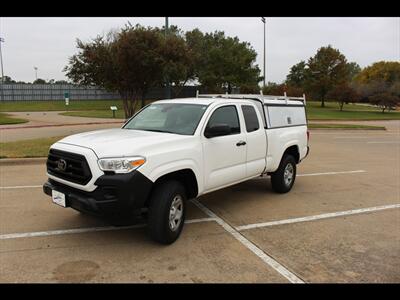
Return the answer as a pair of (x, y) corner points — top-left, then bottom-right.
(43, 94), (309, 244)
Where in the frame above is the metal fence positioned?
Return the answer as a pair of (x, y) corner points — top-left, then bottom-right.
(0, 84), (200, 101)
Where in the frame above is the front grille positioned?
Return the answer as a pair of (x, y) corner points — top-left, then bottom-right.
(47, 149), (92, 185)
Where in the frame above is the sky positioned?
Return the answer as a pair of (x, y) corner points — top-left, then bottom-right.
(0, 17), (399, 84)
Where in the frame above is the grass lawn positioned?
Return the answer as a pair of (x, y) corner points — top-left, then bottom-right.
(0, 112), (29, 125)
(308, 123), (386, 130)
(0, 100), (125, 112)
(0, 136), (65, 158)
(306, 101), (400, 120)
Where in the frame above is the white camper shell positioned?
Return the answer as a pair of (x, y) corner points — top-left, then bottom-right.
(198, 93), (308, 129)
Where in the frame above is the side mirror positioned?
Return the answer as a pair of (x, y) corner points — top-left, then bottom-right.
(204, 124), (231, 138)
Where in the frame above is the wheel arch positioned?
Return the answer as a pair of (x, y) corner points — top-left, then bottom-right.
(281, 144), (300, 164)
(145, 168), (199, 207)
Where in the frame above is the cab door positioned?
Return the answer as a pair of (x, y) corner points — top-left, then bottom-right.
(201, 104), (247, 192)
(241, 104), (267, 177)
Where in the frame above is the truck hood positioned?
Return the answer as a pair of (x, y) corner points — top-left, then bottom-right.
(56, 128), (191, 158)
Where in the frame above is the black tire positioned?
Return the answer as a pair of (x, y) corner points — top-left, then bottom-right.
(271, 155), (297, 193)
(147, 180), (186, 245)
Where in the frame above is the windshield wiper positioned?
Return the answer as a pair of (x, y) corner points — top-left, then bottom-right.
(140, 129), (177, 134)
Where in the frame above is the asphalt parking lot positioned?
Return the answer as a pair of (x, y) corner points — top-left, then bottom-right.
(0, 123), (399, 283)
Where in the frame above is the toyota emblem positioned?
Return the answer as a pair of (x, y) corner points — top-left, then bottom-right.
(57, 159), (67, 171)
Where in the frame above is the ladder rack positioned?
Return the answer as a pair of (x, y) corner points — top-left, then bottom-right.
(196, 91), (306, 106)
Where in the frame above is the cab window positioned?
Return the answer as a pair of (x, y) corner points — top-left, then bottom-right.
(241, 105), (260, 132)
(206, 105), (240, 135)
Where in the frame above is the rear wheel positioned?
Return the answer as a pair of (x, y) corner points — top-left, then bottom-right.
(147, 180), (186, 244)
(271, 155), (297, 193)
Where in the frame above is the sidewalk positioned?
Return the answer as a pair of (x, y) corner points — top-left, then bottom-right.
(0, 111), (125, 142)
(2, 111), (125, 128)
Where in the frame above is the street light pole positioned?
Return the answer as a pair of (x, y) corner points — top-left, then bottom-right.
(261, 17), (266, 89)
(0, 37), (4, 102)
(165, 17), (171, 99)
(0, 37), (4, 84)
(34, 66), (38, 81)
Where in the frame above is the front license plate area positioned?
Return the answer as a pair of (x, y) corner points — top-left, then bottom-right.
(52, 190), (66, 207)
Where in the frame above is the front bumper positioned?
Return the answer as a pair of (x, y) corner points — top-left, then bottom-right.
(43, 170), (153, 217)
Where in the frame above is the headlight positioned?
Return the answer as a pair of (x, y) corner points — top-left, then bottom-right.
(98, 156), (146, 174)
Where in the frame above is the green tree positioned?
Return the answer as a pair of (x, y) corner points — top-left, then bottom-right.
(354, 61), (400, 85)
(305, 45), (350, 107)
(286, 50), (359, 103)
(65, 24), (190, 118)
(353, 80), (400, 112)
(240, 83), (261, 94)
(326, 84), (359, 111)
(1, 76), (16, 83)
(157, 26), (195, 98)
(190, 31), (262, 93)
(389, 81), (400, 98)
(262, 82), (305, 98)
(262, 82), (285, 95)
(353, 61), (400, 111)
(54, 80), (69, 84)
(286, 61), (307, 87)
(346, 62), (361, 80)
(286, 85), (305, 97)
(33, 78), (46, 84)
(369, 93), (399, 113)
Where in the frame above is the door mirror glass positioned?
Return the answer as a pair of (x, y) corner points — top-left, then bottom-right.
(204, 124), (231, 138)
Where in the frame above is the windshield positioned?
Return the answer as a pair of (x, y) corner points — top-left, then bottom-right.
(123, 103), (208, 135)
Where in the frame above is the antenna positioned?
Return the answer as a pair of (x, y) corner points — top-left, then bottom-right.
(196, 90), (199, 98)
(303, 93), (306, 106)
(260, 90), (264, 97)
(284, 92), (288, 105)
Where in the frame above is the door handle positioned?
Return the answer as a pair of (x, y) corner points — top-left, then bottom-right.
(236, 141), (246, 146)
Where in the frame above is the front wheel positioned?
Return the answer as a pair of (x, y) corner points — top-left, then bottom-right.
(271, 155), (297, 193)
(147, 180), (186, 244)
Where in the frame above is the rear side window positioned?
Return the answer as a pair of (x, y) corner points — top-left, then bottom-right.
(206, 105), (240, 135)
(241, 105), (260, 132)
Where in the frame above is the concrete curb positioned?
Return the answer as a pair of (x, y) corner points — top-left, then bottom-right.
(0, 157), (47, 166)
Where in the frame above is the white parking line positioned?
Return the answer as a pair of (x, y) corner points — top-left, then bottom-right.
(367, 141), (400, 144)
(253, 170), (366, 180)
(235, 204), (400, 231)
(0, 217), (216, 240)
(0, 185), (42, 189)
(191, 199), (304, 284)
(312, 132), (398, 135)
(334, 136), (376, 139)
(297, 170), (366, 177)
